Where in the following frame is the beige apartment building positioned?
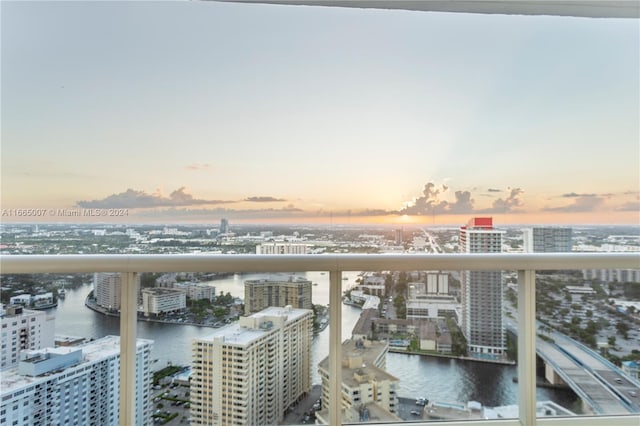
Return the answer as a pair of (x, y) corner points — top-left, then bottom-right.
(191, 306), (313, 426)
(244, 277), (312, 314)
(317, 339), (400, 424)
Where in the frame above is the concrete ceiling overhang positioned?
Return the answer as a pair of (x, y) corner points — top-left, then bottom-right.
(209, 1), (639, 19)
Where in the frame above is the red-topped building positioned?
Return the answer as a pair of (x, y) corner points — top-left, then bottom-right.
(459, 217), (505, 359)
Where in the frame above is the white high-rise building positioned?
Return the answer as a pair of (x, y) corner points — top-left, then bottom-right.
(459, 217), (505, 357)
(94, 273), (121, 311)
(94, 273), (140, 311)
(0, 336), (153, 426)
(0, 305), (56, 371)
(191, 306), (313, 426)
(524, 227), (573, 253)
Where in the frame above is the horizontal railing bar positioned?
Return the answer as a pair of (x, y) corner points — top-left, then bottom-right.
(536, 415), (640, 426)
(340, 416), (640, 426)
(0, 253), (638, 274)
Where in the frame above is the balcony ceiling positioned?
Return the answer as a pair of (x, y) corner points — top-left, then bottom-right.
(211, 0), (639, 18)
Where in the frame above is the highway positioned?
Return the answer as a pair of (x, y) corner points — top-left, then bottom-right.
(506, 321), (640, 414)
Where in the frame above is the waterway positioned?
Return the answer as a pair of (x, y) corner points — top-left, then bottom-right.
(51, 271), (579, 412)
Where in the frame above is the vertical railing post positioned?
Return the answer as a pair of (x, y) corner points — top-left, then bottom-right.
(517, 269), (536, 426)
(119, 272), (138, 426)
(329, 270), (342, 426)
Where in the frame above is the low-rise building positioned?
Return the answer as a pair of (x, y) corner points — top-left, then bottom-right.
(406, 295), (459, 320)
(373, 318), (419, 338)
(141, 288), (186, 317)
(174, 282), (216, 302)
(256, 242), (308, 254)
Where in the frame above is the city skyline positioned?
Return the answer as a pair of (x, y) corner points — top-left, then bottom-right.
(2, 1), (638, 226)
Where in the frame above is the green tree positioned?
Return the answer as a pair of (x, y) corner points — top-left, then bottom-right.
(616, 321), (629, 339)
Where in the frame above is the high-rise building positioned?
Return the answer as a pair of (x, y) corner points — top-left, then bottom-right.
(0, 336), (153, 426)
(459, 217), (505, 357)
(244, 277), (312, 315)
(0, 305), (55, 371)
(394, 228), (404, 245)
(94, 273), (140, 312)
(219, 218), (229, 234)
(316, 339), (400, 424)
(426, 272), (449, 294)
(191, 306), (313, 426)
(524, 227), (572, 253)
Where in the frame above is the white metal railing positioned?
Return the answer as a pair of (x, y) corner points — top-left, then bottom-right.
(1, 253), (639, 426)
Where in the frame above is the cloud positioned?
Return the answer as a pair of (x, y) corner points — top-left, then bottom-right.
(448, 190), (475, 213)
(480, 188), (524, 213)
(543, 196), (604, 212)
(562, 192), (597, 198)
(245, 196), (286, 203)
(400, 182), (450, 215)
(399, 182), (476, 215)
(399, 182), (530, 216)
(185, 163), (211, 171)
(617, 202), (640, 212)
(77, 187), (234, 209)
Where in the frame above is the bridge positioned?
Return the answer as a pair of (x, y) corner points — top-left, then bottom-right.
(506, 321), (640, 415)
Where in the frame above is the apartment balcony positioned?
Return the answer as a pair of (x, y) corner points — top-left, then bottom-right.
(1, 252), (639, 426)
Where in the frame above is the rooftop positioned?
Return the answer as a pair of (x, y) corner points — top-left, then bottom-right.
(1, 336), (153, 394)
(195, 306), (312, 346)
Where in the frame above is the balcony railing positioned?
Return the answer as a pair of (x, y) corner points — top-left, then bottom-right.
(1, 253), (639, 426)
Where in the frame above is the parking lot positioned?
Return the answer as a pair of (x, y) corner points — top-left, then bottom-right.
(151, 383), (191, 425)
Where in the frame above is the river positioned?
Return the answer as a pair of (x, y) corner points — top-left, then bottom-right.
(51, 272), (578, 411)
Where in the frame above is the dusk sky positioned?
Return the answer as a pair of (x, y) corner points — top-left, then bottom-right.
(2, 1), (639, 226)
